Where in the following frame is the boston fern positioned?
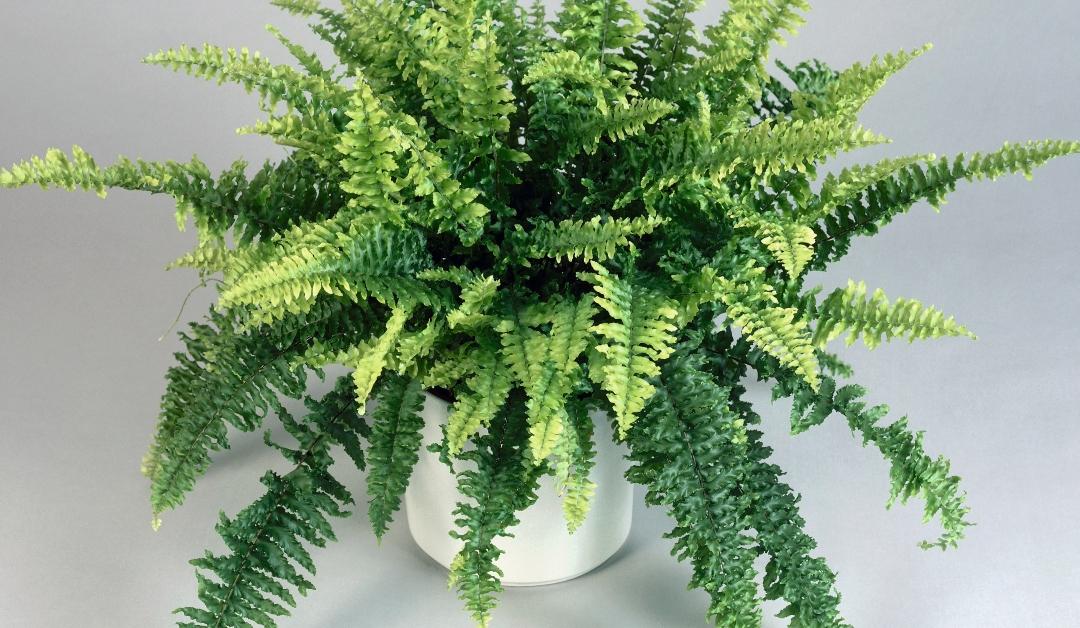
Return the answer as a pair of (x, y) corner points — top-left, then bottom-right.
(3, 0), (1076, 626)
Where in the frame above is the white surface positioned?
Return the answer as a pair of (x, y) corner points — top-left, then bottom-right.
(405, 393), (634, 586)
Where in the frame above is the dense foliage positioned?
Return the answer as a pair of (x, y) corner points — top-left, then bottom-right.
(4, 0), (1077, 626)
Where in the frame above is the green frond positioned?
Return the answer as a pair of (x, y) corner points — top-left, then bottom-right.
(813, 139), (1080, 266)
(702, 116), (888, 180)
(637, 0), (704, 91)
(346, 307), (412, 408)
(808, 152), (937, 220)
(743, 431), (847, 626)
(732, 207), (816, 277)
(811, 280), (976, 349)
(498, 295), (596, 462)
(554, 0), (643, 83)
(413, 6), (517, 137)
(625, 355), (763, 626)
(422, 344), (485, 390)
(581, 97), (678, 151)
(143, 308), (311, 527)
(219, 223), (438, 326)
(693, 0), (809, 112)
(446, 347), (514, 455)
(366, 374), (427, 539)
(449, 406), (543, 627)
(266, 24), (330, 79)
(786, 377), (972, 550)
(144, 44), (347, 112)
(511, 214), (667, 264)
(178, 377), (363, 628)
(587, 263), (679, 437)
(395, 320), (447, 374)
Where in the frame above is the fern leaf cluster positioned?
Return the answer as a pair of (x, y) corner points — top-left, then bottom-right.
(5, 1), (1077, 626)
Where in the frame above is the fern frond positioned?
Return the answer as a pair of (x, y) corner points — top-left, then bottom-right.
(345, 307), (412, 408)
(142, 309), (312, 527)
(731, 206), (816, 277)
(449, 406), (543, 627)
(637, 0), (704, 91)
(143, 44), (347, 111)
(553, 399), (598, 532)
(587, 263), (679, 437)
(702, 116), (888, 180)
(823, 44), (932, 117)
(446, 275), (501, 330)
(810, 280), (975, 349)
(365, 374), (427, 539)
(813, 139), (1080, 265)
(511, 214), (667, 264)
(625, 354), (762, 625)
(786, 377), (973, 550)
(446, 347), (514, 455)
(176, 377), (362, 628)
(498, 295), (596, 461)
(714, 262), (820, 389)
(219, 224), (438, 326)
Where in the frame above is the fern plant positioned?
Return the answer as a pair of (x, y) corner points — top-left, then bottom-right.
(4, 1), (1077, 626)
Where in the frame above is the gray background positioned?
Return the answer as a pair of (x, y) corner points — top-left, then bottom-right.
(2, 1), (1078, 626)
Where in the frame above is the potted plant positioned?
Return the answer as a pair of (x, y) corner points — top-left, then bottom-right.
(3, 0), (1077, 626)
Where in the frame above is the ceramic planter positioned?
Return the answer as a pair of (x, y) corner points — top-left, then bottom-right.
(404, 392), (634, 586)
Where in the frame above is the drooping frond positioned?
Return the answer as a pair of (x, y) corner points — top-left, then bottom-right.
(785, 377), (972, 550)
(366, 374), (427, 539)
(142, 308), (311, 527)
(810, 280), (976, 349)
(177, 377), (363, 628)
(446, 346), (514, 455)
(449, 406), (543, 627)
(510, 214), (666, 264)
(587, 263), (679, 437)
(625, 354), (763, 626)
(498, 295), (596, 461)
(553, 398), (598, 532)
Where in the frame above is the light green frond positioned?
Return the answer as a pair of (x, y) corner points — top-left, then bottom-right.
(823, 44), (932, 117)
(240, 110), (340, 168)
(446, 348), (514, 455)
(166, 239), (231, 274)
(347, 307), (411, 408)
(446, 275), (501, 329)
(143, 44), (347, 111)
(422, 345), (484, 390)
(704, 116), (888, 180)
(219, 223), (438, 326)
(553, 400), (598, 532)
(587, 263), (679, 437)
(414, 6), (516, 137)
(554, 0), (643, 83)
(732, 207), (816, 277)
(582, 97), (678, 151)
(336, 78), (407, 218)
(512, 214), (667, 264)
(396, 320), (446, 374)
(811, 280), (975, 349)
(715, 262), (820, 389)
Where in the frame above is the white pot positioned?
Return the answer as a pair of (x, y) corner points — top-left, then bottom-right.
(404, 392), (634, 586)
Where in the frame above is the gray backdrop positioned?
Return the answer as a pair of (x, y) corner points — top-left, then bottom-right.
(2, 1), (1078, 627)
